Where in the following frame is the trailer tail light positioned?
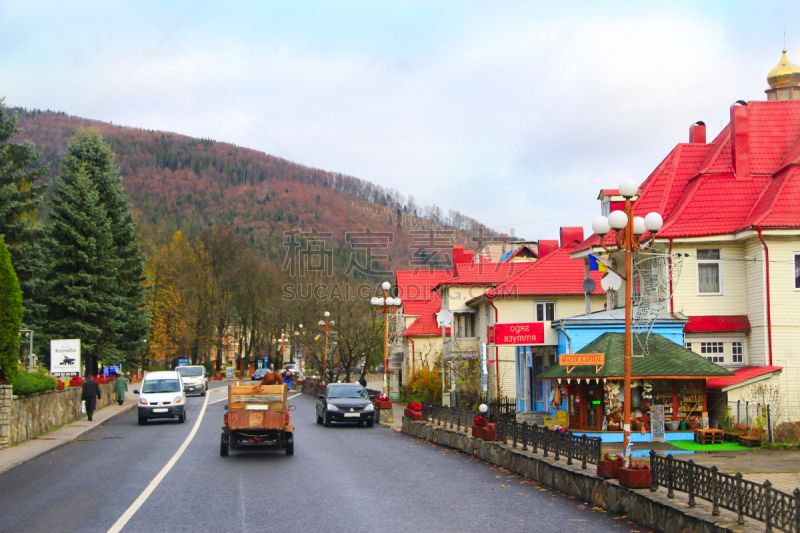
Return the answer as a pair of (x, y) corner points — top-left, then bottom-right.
(223, 413), (228, 425)
(285, 412), (291, 425)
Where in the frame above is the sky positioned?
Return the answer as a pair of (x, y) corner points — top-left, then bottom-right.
(2, 0), (799, 241)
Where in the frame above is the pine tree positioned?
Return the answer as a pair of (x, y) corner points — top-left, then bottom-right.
(0, 236), (22, 384)
(0, 100), (48, 336)
(58, 129), (149, 366)
(44, 163), (123, 376)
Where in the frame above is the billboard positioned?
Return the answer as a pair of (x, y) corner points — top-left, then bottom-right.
(50, 339), (81, 374)
(492, 323), (545, 345)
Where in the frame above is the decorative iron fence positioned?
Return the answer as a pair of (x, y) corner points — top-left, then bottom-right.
(650, 451), (800, 533)
(420, 404), (601, 467)
(449, 391), (517, 420)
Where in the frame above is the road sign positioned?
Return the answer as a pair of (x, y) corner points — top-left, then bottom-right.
(177, 359), (190, 366)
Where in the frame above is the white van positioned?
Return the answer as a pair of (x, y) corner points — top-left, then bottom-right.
(134, 371), (187, 425)
(175, 365), (207, 396)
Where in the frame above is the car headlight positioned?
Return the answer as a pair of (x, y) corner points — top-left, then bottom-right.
(327, 404), (340, 411)
(172, 396), (182, 404)
(363, 403), (374, 411)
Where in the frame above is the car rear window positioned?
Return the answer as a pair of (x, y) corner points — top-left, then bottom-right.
(142, 379), (181, 393)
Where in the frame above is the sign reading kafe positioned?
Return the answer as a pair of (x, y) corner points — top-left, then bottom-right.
(558, 353), (605, 366)
(493, 323), (545, 345)
(50, 339), (81, 374)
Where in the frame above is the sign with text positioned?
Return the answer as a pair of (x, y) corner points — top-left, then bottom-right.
(493, 323), (545, 345)
(480, 343), (488, 392)
(558, 353), (605, 366)
(50, 339), (81, 374)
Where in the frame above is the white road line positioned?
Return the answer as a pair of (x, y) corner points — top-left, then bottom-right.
(288, 393), (302, 400)
(107, 392), (210, 533)
(208, 398), (227, 405)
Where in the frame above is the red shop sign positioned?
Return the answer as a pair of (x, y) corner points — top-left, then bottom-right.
(493, 323), (544, 345)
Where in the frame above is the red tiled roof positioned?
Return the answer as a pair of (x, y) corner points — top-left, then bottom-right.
(404, 297), (450, 337)
(574, 100), (800, 253)
(436, 262), (530, 287)
(706, 365), (782, 391)
(395, 269), (453, 301)
(684, 315), (751, 333)
(473, 244), (605, 300)
(401, 300), (432, 316)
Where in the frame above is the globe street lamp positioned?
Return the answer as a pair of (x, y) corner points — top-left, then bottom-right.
(591, 179), (663, 452)
(371, 281), (401, 395)
(319, 313), (335, 383)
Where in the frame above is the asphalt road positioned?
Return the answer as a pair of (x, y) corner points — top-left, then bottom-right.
(0, 384), (639, 533)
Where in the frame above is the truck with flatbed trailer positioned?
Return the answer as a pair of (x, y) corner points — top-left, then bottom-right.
(220, 383), (295, 456)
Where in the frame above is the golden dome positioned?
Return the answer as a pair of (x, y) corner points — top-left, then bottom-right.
(767, 49), (800, 90)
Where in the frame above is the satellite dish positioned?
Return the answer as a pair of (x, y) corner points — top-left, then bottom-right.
(601, 271), (622, 292)
(436, 310), (452, 327)
(582, 278), (596, 294)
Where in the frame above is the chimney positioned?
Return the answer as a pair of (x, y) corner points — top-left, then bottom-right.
(538, 240), (559, 258)
(730, 101), (751, 180)
(453, 245), (464, 264)
(559, 227), (584, 247)
(689, 121), (706, 144)
(463, 250), (474, 263)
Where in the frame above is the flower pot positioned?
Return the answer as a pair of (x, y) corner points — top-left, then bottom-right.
(403, 408), (422, 421)
(686, 422), (701, 431)
(483, 428), (496, 441)
(596, 459), (622, 478)
(619, 467), (651, 489)
(665, 421), (681, 431)
(472, 425), (484, 439)
(607, 424), (621, 432)
(632, 420), (643, 431)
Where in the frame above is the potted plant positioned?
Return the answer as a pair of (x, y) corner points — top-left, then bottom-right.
(376, 393), (391, 410)
(472, 415), (486, 439)
(685, 415), (701, 430)
(619, 461), (651, 489)
(597, 453), (624, 478)
(404, 402), (423, 421)
(483, 422), (497, 441)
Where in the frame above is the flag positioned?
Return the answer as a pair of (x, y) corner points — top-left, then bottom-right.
(589, 254), (609, 272)
(312, 333), (322, 341)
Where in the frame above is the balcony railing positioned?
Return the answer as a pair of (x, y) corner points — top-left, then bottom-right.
(442, 337), (480, 360)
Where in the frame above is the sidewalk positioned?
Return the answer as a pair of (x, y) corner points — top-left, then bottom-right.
(0, 387), (140, 475)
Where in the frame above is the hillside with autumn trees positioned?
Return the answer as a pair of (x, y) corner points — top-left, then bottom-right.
(11, 108), (500, 272)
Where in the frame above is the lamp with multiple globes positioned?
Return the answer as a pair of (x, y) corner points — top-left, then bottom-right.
(372, 281), (401, 395)
(319, 313), (335, 383)
(590, 179), (663, 453)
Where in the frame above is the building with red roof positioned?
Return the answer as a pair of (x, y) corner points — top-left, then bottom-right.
(572, 50), (800, 410)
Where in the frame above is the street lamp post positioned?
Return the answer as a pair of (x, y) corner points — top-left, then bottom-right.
(592, 178), (663, 453)
(371, 281), (401, 396)
(318, 313), (335, 383)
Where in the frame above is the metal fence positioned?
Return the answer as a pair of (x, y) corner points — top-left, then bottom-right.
(650, 451), (800, 533)
(727, 402), (800, 444)
(420, 404), (601, 468)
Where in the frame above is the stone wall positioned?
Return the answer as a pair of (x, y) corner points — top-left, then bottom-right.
(6, 381), (116, 447)
(402, 419), (764, 533)
(0, 385), (11, 448)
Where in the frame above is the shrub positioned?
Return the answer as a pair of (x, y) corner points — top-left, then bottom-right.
(0, 237), (22, 384)
(203, 359), (214, 376)
(401, 367), (442, 405)
(12, 370), (57, 396)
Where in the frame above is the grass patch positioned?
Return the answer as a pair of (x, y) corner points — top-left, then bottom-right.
(671, 441), (750, 452)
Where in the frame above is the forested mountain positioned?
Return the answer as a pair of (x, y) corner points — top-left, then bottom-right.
(12, 108), (500, 273)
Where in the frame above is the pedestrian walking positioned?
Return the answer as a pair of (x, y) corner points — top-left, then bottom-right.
(81, 375), (102, 422)
(113, 374), (127, 406)
(282, 368), (292, 388)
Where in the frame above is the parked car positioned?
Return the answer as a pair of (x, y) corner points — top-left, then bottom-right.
(251, 368), (269, 381)
(316, 383), (375, 427)
(175, 365), (207, 396)
(134, 371), (187, 425)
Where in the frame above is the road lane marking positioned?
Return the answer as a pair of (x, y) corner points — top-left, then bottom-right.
(288, 393), (301, 400)
(106, 392), (210, 533)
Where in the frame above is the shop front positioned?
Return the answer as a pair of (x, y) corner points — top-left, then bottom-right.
(536, 332), (733, 442)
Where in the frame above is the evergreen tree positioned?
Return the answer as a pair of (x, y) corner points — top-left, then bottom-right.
(0, 236), (23, 384)
(57, 129), (149, 366)
(0, 100), (48, 336)
(44, 162), (123, 376)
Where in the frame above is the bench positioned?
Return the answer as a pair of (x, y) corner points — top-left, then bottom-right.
(724, 423), (749, 442)
(739, 427), (763, 448)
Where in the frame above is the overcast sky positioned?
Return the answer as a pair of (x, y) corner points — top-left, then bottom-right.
(2, 1), (798, 240)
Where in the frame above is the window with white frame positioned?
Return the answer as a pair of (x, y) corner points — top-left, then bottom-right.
(732, 341), (744, 364)
(535, 302), (556, 322)
(697, 249), (722, 294)
(795, 254), (800, 289)
(700, 341), (724, 363)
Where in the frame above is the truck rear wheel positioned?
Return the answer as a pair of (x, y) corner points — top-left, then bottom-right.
(285, 435), (294, 456)
(220, 433), (229, 457)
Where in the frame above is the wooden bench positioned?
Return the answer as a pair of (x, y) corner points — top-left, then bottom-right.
(739, 427), (763, 448)
(724, 423), (749, 442)
(694, 428), (724, 445)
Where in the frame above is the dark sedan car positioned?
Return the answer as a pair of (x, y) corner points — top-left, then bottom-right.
(316, 383), (375, 427)
(251, 368), (269, 381)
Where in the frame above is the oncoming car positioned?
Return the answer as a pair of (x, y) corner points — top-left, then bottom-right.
(316, 383), (375, 427)
(176, 365), (207, 395)
(134, 371), (187, 425)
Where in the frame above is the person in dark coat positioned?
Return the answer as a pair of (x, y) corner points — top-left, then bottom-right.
(81, 375), (102, 421)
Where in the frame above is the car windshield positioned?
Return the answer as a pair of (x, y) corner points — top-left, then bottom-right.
(176, 367), (203, 377)
(327, 386), (368, 400)
(142, 379), (181, 393)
